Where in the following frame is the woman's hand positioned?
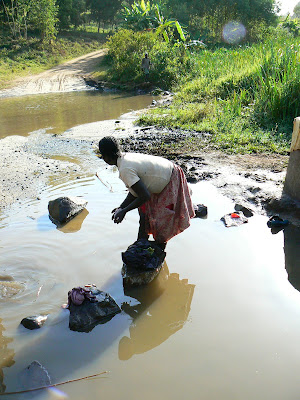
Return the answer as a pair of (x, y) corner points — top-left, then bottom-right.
(112, 208), (126, 224)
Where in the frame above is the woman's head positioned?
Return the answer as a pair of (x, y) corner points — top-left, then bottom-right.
(98, 136), (121, 165)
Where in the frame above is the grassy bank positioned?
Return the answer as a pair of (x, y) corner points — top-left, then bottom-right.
(0, 31), (108, 89)
(105, 29), (299, 154)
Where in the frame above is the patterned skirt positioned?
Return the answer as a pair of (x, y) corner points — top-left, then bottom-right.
(140, 164), (195, 243)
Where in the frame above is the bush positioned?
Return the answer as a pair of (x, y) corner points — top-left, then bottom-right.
(106, 28), (193, 88)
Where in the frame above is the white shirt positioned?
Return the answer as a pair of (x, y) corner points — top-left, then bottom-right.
(117, 153), (173, 196)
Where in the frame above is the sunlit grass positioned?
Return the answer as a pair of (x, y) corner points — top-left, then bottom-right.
(138, 36), (299, 154)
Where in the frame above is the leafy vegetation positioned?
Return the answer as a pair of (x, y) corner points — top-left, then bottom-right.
(105, 29), (191, 86)
(135, 34), (299, 154)
(0, 0), (298, 154)
(121, 0), (186, 42)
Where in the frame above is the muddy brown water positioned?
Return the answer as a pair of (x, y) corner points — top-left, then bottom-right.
(1, 92), (300, 399)
(0, 90), (152, 139)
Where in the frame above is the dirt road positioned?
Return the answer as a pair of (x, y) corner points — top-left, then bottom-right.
(0, 49), (107, 97)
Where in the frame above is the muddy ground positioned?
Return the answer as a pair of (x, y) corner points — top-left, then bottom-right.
(0, 110), (293, 219)
(0, 50), (298, 225)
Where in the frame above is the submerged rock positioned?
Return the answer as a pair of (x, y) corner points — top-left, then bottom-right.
(19, 361), (51, 390)
(68, 287), (121, 332)
(20, 315), (48, 330)
(48, 196), (87, 225)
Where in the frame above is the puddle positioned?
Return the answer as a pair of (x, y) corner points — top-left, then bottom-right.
(1, 87), (300, 399)
(1, 164), (300, 399)
(0, 91), (152, 139)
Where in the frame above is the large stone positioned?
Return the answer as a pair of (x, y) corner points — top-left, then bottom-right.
(20, 315), (48, 330)
(283, 117), (300, 201)
(19, 361), (51, 390)
(284, 150), (300, 201)
(68, 288), (121, 332)
(122, 263), (165, 288)
(121, 240), (166, 288)
(48, 196), (87, 225)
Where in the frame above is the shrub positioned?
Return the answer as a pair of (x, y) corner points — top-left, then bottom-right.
(106, 28), (193, 88)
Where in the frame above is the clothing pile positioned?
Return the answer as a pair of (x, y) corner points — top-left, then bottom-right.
(122, 239), (166, 271)
(67, 284), (97, 307)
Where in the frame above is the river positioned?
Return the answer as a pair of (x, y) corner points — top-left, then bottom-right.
(1, 90), (300, 400)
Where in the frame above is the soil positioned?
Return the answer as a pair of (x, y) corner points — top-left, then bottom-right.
(0, 50), (298, 225)
(0, 49), (107, 96)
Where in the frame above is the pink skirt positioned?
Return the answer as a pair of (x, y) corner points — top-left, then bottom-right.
(140, 164), (195, 243)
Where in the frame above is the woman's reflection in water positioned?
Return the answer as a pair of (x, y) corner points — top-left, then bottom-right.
(0, 319), (15, 393)
(119, 263), (195, 360)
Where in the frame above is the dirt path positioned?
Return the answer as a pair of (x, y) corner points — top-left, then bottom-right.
(0, 49), (107, 97)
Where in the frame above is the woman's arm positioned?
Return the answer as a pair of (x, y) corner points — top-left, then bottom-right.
(112, 180), (150, 224)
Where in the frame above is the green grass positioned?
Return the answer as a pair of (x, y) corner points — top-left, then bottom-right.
(136, 36), (300, 154)
(0, 30), (107, 89)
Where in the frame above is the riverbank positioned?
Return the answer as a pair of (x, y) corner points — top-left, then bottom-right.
(0, 105), (290, 219)
(0, 49), (297, 226)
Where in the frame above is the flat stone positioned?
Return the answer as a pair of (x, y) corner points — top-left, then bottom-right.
(19, 361), (51, 390)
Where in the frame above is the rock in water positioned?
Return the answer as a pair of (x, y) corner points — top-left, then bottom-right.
(68, 288), (121, 332)
(193, 203), (208, 218)
(121, 240), (166, 288)
(19, 361), (51, 390)
(234, 203), (254, 217)
(20, 315), (48, 330)
(48, 196), (87, 225)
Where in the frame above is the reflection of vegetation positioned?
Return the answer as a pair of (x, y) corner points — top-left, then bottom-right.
(0, 319), (15, 393)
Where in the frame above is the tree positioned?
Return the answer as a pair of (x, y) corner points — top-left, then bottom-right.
(1, 0), (58, 42)
(120, 0), (186, 42)
(56, 0), (86, 30)
(293, 1), (300, 18)
(30, 0), (58, 43)
(87, 0), (122, 32)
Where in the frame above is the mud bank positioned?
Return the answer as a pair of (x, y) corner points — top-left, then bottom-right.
(0, 106), (292, 223)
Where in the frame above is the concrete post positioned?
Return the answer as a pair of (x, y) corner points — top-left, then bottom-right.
(283, 117), (300, 201)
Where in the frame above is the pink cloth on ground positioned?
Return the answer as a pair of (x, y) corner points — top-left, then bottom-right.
(143, 164), (195, 243)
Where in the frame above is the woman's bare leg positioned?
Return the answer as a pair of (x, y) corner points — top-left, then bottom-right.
(138, 209), (149, 240)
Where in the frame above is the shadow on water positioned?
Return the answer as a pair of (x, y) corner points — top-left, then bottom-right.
(119, 262), (195, 360)
(284, 224), (300, 292)
(3, 263), (195, 397)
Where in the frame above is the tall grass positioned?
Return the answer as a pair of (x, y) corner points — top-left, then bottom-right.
(138, 36), (300, 153)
